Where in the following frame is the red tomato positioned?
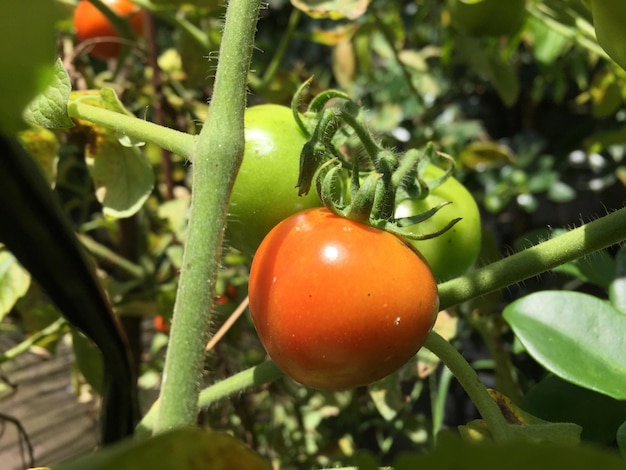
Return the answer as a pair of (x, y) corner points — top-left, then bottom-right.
(248, 208), (439, 390)
(74, 0), (145, 60)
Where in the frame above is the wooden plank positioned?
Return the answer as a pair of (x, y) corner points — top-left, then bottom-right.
(0, 336), (99, 470)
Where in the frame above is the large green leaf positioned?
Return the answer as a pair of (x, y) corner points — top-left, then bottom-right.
(522, 374), (626, 445)
(393, 432), (624, 470)
(72, 89), (155, 218)
(0, 1), (59, 133)
(24, 59), (74, 129)
(53, 428), (271, 470)
(503, 291), (626, 400)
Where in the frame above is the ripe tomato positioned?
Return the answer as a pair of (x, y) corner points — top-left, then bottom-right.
(248, 208), (439, 390)
(447, 0), (526, 37)
(74, 0), (145, 60)
(395, 165), (481, 282)
(226, 105), (321, 255)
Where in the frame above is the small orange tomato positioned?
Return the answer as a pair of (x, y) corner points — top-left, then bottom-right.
(248, 208), (439, 390)
(74, 0), (145, 60)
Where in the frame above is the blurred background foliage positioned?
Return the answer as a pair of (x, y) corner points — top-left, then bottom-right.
(3, 0), (626, 468)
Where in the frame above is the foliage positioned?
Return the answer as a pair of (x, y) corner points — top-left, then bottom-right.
(1, 0), (626, 469)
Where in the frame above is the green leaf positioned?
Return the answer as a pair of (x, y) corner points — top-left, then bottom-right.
(17, 126), (59, 185)
(486, 55), (520, 107)
(290, 0), (371, 20)
(86, 137), (155, 218)
(53, 428), (271, 470)
(528, 15), (571, 64)
(0, 249), (31, 321)
(23, 59), (74, 129)
(0, 1), (60, 133)
(522, 375), (626, 445)
(503, 291), (626, 400)
(71, 89), (155, 219)
(393, 432), (624, 470)
(72, 329), (104, 393)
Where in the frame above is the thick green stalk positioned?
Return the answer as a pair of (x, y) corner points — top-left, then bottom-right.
(137, 360), (282, 436)
(154, 0), (261, 433)
(67, 101), (194, 158)
(439, 205), (626, 309)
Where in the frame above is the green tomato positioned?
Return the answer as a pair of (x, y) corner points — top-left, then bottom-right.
(226, 105), (321, 254)
(395, 165), (481, 282)
(447, 0), (526, 37)
(590, 0), (626, 71)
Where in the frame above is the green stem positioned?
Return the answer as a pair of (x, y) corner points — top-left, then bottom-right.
(424, 332), (513, 442)
(67, 101), (194, 158)
(137, 360), (283, 436)
(0, 318), (68, 364)
(256, 8), (301, 91)
(154, 0), (261, 433)
(439, 205), (626, 309)
(77, 233), (146, 280)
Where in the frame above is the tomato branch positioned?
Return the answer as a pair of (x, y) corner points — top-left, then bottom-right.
(67, 100), (194, 158)
(438, 205), (626, 310)
(423, 331), (513, 442)
(137, 360), (283, 436)
(153, 0), (262, 433)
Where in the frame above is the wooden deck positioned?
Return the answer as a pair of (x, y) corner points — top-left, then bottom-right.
(0, 335), (99, 470)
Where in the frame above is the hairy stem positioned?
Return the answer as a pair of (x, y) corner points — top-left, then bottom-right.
(154, 0), (261, 433)
(67, 101), (194, 158)
(439, 206), (626, 309)
(424, 332), (513, 442)
(137, 360), (283, 436)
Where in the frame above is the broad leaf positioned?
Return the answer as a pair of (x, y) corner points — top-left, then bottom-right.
(503, 291), (626, 400)
(53, 428), (271, 470)
(71, 89), (155, 218)
(0, 1), (59, 133)
(24, 59), (74, 129)
(393, 432), (624, 470)
(522, 374), (626, 445)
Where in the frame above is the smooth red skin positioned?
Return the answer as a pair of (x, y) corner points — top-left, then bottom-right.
(249, 208), (439, 390)
(74, 0), (145, 60)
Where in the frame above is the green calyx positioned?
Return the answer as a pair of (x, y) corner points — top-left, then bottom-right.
(292, 81), (462, 241)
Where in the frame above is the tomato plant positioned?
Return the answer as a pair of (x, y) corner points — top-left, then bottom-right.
(74, 0), (145, 60)
(248, 207), (439, 390)
(447, 0), (526, 37)
(226, 104), (321, 255)
(395, 165), (482, 281)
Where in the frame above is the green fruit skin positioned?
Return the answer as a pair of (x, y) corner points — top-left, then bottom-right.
(226, 105), (321, 255)
(395, 165), (482, 282)
(448, 0), (526, 37)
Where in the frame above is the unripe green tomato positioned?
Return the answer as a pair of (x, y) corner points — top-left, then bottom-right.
(226, 105), (321, 255)
(590, 0), (626, 71)
(395, 165), (482, 282)
(447, 0), (526, 37)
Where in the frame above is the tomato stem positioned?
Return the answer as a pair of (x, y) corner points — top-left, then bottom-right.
(438, 205), (626, 310)
(424, 331), (514, 442)
(67, 100), (194, 157)
(154, 0), (262, 434)
(137, 360), (284, 437)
